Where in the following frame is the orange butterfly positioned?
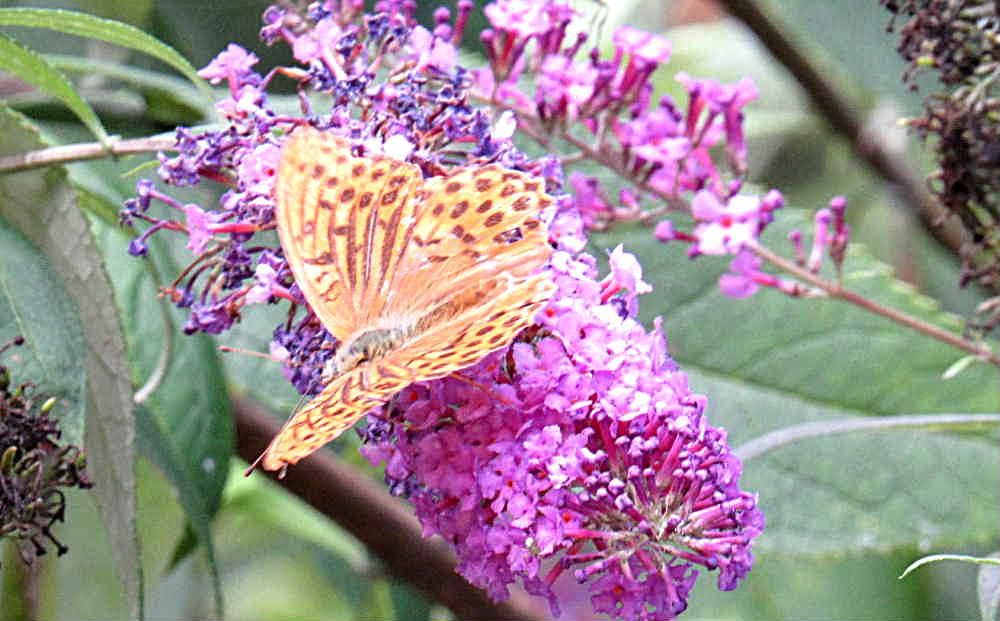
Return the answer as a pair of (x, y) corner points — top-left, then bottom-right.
(256, 127), (555, 473)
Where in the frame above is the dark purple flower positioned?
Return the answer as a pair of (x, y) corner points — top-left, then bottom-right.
(183, 300), (235, 335)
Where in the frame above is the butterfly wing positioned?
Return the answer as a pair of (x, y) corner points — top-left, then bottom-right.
(275, 127), (424, 339)
(258, 358), (413, 471)
(258, 272), (554, 471)
(265, 128), (558, 471)
(384, 165), (553, 318)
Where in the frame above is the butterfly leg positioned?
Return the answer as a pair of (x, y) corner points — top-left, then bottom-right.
(451, 372), (516, 406)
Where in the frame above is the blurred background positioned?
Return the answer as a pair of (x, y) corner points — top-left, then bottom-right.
(0, 0), (996, 619)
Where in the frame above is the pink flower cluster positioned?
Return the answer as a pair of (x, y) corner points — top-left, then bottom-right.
(363, 215), (762, 619)
(718, 195), (849, 299)
(477, 0), (763, 223)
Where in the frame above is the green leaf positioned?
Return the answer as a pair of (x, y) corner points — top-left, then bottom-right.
(92, 219), (233, 618)
(44, 53), (214, 122)
(0, 222), (86, 445)
(0, 34), (108, 143)
(980, 552), (1000, 621)
(223, 300), (302, 416)
(221, 462), (368, 571)
(589, 211), (1000, 558)
(0, 8), (213, 103)
(0, 105), (139, 617)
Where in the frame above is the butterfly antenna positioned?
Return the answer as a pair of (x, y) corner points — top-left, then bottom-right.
(244, 451), (267, 477)
(243, 451), (289, 479)
(219, 345), (284, 361)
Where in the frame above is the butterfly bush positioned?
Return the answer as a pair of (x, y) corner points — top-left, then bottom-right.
(121, 1), (763, 619)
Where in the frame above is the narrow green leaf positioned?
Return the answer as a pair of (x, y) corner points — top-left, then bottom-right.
(92, 220), (232, 619)
(0, 8), (213, 102)
(0, 105), (139, 618)
(222, 462), (369, 571)
(164, 522), (199, 572)
(0, 34), (108, 143)
(899, 553), (1000, 580)
(44, 53), (214, 122)
(76, 185), (127, 230)
(134, 402), (224, 617)
(0, 221), (86, 446)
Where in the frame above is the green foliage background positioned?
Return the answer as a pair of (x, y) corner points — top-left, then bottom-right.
(0, 1), (997, 619)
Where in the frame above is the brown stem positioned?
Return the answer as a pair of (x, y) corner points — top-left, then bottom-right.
(232, 396), (551, 621)
(0, 137), (176, 174)
(2, 545), (43, 621)
(716, 0), (970, 263)
(751, 242), (1000, 367)
(484, 98), (998, 367)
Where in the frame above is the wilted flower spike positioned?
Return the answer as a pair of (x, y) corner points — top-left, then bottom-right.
(1, 337), (93, 565)
(883, 1), (1000, 296)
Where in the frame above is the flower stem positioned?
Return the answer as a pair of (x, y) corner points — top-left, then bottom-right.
(0, 137), (176, 174)
(133, 258), (175, 405)
(484, 97), (1000, 369)
(750, 241), (1000, 367)
(736, 413), (1000, 462)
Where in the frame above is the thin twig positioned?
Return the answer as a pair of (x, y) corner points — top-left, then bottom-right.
(3, 545), (44, 620)
(0, 137), (175, 174)
(489, 97), (999, 366)
(736, 412), (1000, 461)
(716, 0), (971, 265)
(750, 241), (1000, 366)
(232, 396), (552, 621)
(133, 258), (175, 405)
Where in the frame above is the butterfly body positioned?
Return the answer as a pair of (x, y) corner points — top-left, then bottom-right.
(326, 324), (417, 379)
(258, 127), (555, 472)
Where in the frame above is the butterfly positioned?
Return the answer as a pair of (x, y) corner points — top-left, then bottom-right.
(256, 126), (556, 473)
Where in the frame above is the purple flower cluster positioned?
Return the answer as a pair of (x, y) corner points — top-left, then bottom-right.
(121, 0), (510, 337)
(362, 227), (763, 619)
(469, 0), (816, 306)
(120, 2), (764, 619)
(475, 1), (764, 226)
(714, 195), (850, 300)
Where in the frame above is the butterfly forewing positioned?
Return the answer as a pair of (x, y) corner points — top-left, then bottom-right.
(385, 165), (553, 318)
(275, 128), (423, 337)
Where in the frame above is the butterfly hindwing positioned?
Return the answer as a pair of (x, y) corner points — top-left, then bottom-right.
(260, 360), (416, 470)
(259, 272), (554, 471)
(394, 272), (556, 377)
